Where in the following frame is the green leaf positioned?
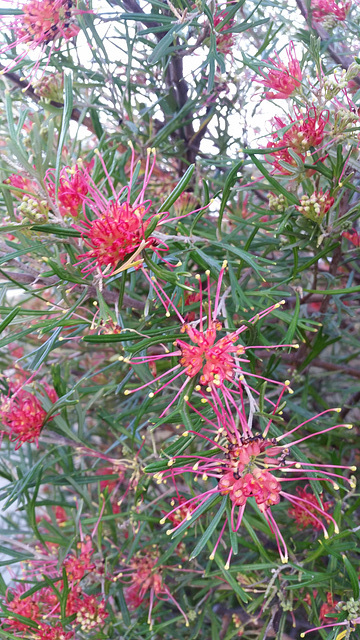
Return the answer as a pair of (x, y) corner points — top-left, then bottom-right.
(190, 496), (228, 559)
(158, 164), (195, 214)
(248, 154), (300, 205)
(342, 554), (359, 599)
(55, 73), (73, 197)
(218, 160), (243, 234)
(0, 307), (20, 334)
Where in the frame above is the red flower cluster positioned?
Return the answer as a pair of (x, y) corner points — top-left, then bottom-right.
(0, 381), (57, 449)
(311, 0), (351, 22)
(267, 108), (328, 174)
(257, 42), (302, 99)
(45, 164), (89, 218)
(214, 9), (235, 55)
(288, 486), (332, 530)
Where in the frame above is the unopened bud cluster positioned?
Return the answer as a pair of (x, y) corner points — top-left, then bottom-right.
(324, 69), (348, 100)
(268, 192), (287, 212)
(333, 107), (359, 139)
(18, 195), (49, 223)
(296, 190), (334, 223)
(33, 72), (64, 102)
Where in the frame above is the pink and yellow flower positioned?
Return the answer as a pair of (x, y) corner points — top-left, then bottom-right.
(126, 262), (297, 415)
(257, 42), (302, 100)
(157, 392), (354, 566)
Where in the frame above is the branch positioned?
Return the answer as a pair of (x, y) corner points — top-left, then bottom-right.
(296, 0), (360, 86)
(1, 66), (96, 133)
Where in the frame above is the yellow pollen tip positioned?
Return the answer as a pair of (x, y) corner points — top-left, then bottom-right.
(124, 390), (130, 396)
(176, 260), (182, 267)
(281, 557), (288, 564)
(333, 483), (339, 490)
(351, 466), (357, 471)
(239, 375), (244, 381)
(334, 407), (342, 412)
(151, 276), (156, 281)
(94, 148), (100, 154)
(195, 274), (201, 280)
(300, 633), (305, 638)
(184, 395), (189, 402)
(284, 380), (291, 386)
(205, 270), (210, 276)
(345, 424), (353, 429)
(335, 524), (339, 534)
(222, 260), (228, 268)
(166, 312), (170, 317)
(293, 344), (300, 349)
(209, 553), (214, 560)
(295, 463), (301, 469)
(167, 459), (175, 466)
(202, 474), (208, 481)
(224, 562), (230, 570)
(58, 336), (64, 342)
(148, 392), (154, 398)
(195, 385), (201, 391)
(160, 518), (166, 525)
(166, 530), (172, 535)
(280, 300), (286, 305)
(324, 531), (329, 539)
(118, 356), (124, 361)
(274, 303), (280, 309)
(206, 386), (211, 392)
(201, 398), (207, 403)
(183, 431), (189, 436)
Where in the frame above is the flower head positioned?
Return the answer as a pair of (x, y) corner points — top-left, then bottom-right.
(311, 0), (351, 22)
(214, 9), (235, 56)
(118, 548), (189, 629)
(296, 189), (334, 223)
(73, 146), (205, 278)
(0, 0), (81, 84)
(343, 229), (360, 247)
(288, 486), (332, 530)
(0, 380), (57, 448)
(266, 108), (329, 174)
(257, 42), (302, 99)
(156, 391), (353, 566)
(63, 538), (95, 583)
(126, 262), (297, 416)
(45, 163), (89, 218)
(74, 592), (108, 632)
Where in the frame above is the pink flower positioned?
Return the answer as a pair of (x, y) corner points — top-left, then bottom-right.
(311, 0), (351, 22)
(63, 538), (95, 583)
(213, 9), (235, 55)
(0, 0), (82, 84)
(257, 42), (302, 99)
(126, 262), (297, 416)
(35, 624), (74, 640)
(73, 147), (206, 277)
(343, 229), (360, 247)
(288, 486), (332, 530)
(0, 381), (57, 449)
(118, 548), (189, 629)
(4, 585), (41, 632)
(157, 393), (353, 566)
(45, 163), (89, 218)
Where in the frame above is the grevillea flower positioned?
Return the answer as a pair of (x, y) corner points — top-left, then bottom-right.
(288, 486), (332, 530)
(343, 229), (360, 247)
(213, 9), (235, 56)
(157, 390), (354, 566)
(73, 147), (206, 278)
(319, 592), (339, 621)
(257, 42), (302, 99)
(45, 163), (89, 218)
(266, 108), (329, 174)
(126, 262), (298, 416)
(0, 381), (57, 448)
(4, 585), (41, 632)
(63, 538), (95, 583)
(0, 0), (81, 84)
(296, 189), (334, 223)
(311, 0), (351, 22)
(117, 548), (189, 629)
(73, 592), (108, 632)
